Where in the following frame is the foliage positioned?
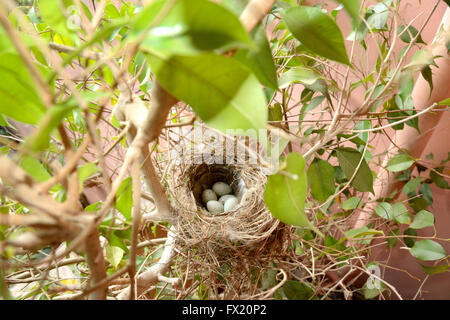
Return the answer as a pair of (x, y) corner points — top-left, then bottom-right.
(0, 0), (448, 301)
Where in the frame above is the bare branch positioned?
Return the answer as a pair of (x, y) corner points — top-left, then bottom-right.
(116, 227), (177, 300)
(239, 0), (277, 32)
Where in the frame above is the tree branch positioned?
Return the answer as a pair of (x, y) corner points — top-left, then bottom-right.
(116, 227), (177, 300)
(239, 0), (276, 32)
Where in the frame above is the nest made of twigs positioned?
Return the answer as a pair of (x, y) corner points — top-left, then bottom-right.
(166, 128), (280, 250)
(160, 126), (291, 298)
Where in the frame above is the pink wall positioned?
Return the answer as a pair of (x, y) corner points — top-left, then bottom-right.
(7, 0), (449, 299)
(301, 0), (450, 299)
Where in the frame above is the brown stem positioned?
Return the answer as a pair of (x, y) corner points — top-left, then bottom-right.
(128, 159), (142, 300)
(239, 0), (276, 32)
(84, 231), (108, 300)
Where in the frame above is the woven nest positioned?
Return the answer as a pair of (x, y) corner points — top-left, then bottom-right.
(166, 128), (280, 249)
(161, 127), (290, 297)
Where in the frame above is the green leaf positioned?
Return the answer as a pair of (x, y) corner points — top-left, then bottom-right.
(23, 103), (77, 152)
(421, 66), (433, 93)
(299, 95), (327, 125)
(354, 120), (371, 143)
(302, 95), (326, 113)
(0, 267), (12, 300)
(282, 6), (350, 65)
(345, 226), (382, 244)
(38, 0), (78, 39)
(410, 240), (447, 261)
(19, 156), (51, 182)
(268, 103), (283, 122)
(437, 98), (450, 106)
(404, 228), (417, 248)
(79, 2), (92, 20)
(85, 201), (102, 212)
(367, 1), (390, 31)
(282, 280), (316, 300)
(391, 202), (411, 224)
(398, 25), (425, 44)
(261, 267), (278, 291)
(386, 154), (414, 172)
(264, 153), (323, 236)
(108, 230), (129, 253)
(0, 53), (46, 124)
(409, 210), (434, 229)
(307, 159), (335, 203)
(387, 229), (400, 248)
(234, 24), (278, 90)
(398, 81), (414, 104)
(403, 177), (421, 195)
(331, 3), (344, 21)
(305, 79), (329, 97)
(334, 0), (361, 22)
(430, 169), (449, 189)
(134, 0), (251, 55)
(337, 133), (369, 149)
(420, 264), (450, 275)
(323, 234), (347, 255)
(336, 147), (374, 193)
(221, 0), (249, 16)
(105, 3), (121, 20)
(105, 244), (124, 269)
(419, 183), (433, 205)
(278, 68), (321, 89)
(0, 115), (8, 126)
(146, 52), (267, 132)
(374, 202), (392, 220)
(347, 17), (368, 41)
(116, 177), (133, 221)
(78, 163), (100, 192)
(341, 196), (361, 211)
(404, 49), (435, 72)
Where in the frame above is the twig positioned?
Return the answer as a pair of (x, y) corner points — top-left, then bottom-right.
(116, 227), (177, 299)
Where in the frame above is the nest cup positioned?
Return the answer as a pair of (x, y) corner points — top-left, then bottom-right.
(166, 128), (279, 248)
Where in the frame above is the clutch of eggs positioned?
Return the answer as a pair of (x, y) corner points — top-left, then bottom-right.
(202, 181), (239, 214)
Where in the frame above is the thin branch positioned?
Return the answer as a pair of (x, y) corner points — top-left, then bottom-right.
(116, 227), (177, 300)
(239, 0), (277, 32)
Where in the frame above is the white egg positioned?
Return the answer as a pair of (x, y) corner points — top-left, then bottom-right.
(206, 200), (224, 214)
(202, 189), (217, 204)
(224, 197), (239, 212)
(212, 181), (232, 196)
(219, 194), (236, 205)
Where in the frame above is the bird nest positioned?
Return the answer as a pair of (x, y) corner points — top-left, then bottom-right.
(161, 126), (290, 297)
(166, 127), (281, 249)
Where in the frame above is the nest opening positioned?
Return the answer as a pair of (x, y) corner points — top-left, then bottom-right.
(189, 163), (245, 212)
